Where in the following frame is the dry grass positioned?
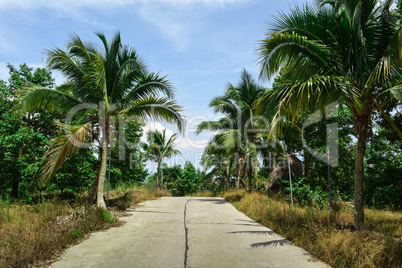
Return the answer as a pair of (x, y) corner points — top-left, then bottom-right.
(0, 200), (118, 268)
(107, 185), (171, 210)
(224, 190), (402, 268)
(0, 186), (171, 268)
(191, 191), (221, 197)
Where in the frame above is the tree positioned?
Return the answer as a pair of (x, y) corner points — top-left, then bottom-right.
(256, 0), (402, 228)
(364, 110), (402, 209)
(174, 162), (203, 196)
(197, 69), (266, 192)
(18, 32), (184, 208)
(200, 138), (234, 191)
(0, 64), (54, 199)
(143, 129), (181, 184)
(109, 121), (149, 187)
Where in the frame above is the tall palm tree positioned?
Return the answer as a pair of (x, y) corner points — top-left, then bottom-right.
(197, 69), (266, 191)
(143, 129), (181, 184)
(18, 32), (184, 208)
(256, 0), (402, 229)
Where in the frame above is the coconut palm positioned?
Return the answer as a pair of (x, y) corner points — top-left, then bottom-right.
(197, 69), (266, 191)
(18, 32), (184, 208)
(256, 0), (402, 228)
(143, 129), (181, 184)
(200, 135), (236, 190)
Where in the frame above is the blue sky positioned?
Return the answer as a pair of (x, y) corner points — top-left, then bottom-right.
(0, 0), (307, 171)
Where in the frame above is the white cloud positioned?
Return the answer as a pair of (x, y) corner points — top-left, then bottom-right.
(176, 136), (209, 150)
(142, 122), (176, 140)
(159, 0), (246, 6)
(141, 121), (208, 170)
(141, 121), (209, 151)
(138, 6), (191, 51)
(0, 0), (245, 10)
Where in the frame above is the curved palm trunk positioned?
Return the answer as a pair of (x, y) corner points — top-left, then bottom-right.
(87, 168), (100, 203)
(354, 128), (367, 230)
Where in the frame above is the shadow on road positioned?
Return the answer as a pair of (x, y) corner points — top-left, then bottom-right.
(193, 198), (227, 205)
(127, 209), (175, 214)
(251, 239), (291, 248)
(228, 231), (277, 236)
(232, 223), (262, 227)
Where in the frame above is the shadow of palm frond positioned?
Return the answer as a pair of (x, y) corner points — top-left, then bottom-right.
(228, 231), (277, 236)
(235, 219), (256, 223)
(194, 198), (227, 205)
(232, 223), (262, 227)
(251, 239), (290, 248)
(130, 210), (175, 214)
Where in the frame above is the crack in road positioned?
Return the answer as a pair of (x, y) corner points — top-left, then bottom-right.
(183, 198), (191, 268)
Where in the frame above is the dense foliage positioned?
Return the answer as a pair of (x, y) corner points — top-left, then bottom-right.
(0, 64), (150, 200)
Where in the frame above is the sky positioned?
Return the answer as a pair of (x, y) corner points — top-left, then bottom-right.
(0, 0), (308, 172)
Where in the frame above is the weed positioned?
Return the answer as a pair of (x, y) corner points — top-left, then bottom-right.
(100, 209), (115, 224)
(70, 229), (83, 240)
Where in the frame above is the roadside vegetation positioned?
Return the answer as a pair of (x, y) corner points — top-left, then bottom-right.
(0, 0), (401, 267)
(0, 186), (170, 268)
(225, 190), (402, 268)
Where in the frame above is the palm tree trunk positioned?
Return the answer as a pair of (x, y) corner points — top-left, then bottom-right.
(156, 160), (161, 184)
(161, 164), (164, 185)
(236, 162), (240, 189)
(354, 128), (367, 230)
(97, 121), (108, 209)
(87, 168), (100, 203)
(248, 158), (253, 193)
(225, 163), (230, 191)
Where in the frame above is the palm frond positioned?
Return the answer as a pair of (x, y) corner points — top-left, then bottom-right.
(18, 85), (81, 115)
(121, 73), (175, 108)
(121, 97), (184, 132)
(36, 121), (94, 186)
(257, 31), (332, 81)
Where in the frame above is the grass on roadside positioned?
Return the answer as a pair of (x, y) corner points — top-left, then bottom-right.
(0, 199), (117, 268)
(224, 190), (402, 268)
(190, 191), (221, 197)
(0, 185), (171, 268)
(107, 184), (171, 210)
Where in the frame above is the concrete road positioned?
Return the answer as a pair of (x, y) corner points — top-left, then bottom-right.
(51, 197), (328, 268)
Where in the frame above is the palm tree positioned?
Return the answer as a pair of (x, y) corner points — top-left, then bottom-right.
(200, 135), (235, 191)
(143, 129), (181, 184)
(256, 0), (402, 229)
(18, 32), (184, 208)
(197, 69), (266, 191)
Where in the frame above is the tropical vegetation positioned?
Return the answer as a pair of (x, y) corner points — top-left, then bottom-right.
(143, 129), (181, 184)
(0, 0), (401, 267)
(17, 32), (184, 208)
(255, 0), (402, 229)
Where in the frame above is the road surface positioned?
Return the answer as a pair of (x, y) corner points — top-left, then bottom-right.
(50, 197), (328, 268)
